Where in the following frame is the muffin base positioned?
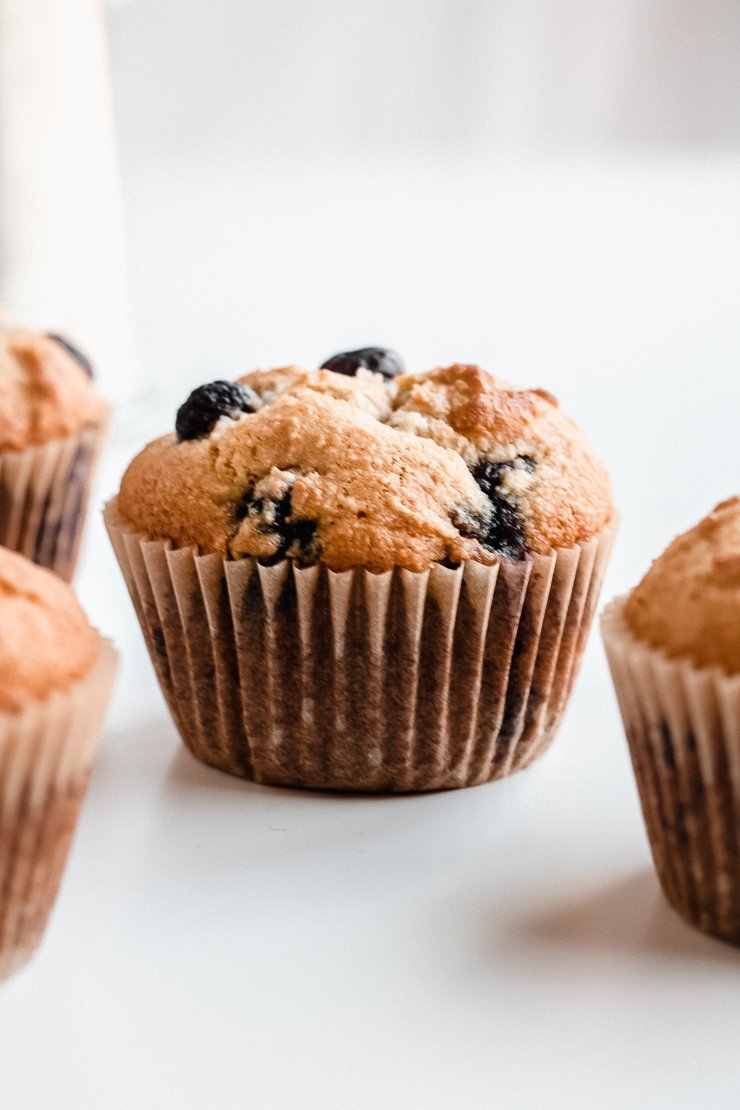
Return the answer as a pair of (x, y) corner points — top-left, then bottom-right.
(0, 640), (117, 980)
(0, 416), (109, 582)
(602, 599), (740, 945)
(106, 499), (614, 793)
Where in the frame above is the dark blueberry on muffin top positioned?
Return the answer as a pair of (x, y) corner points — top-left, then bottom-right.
(46, 333), (94, 378)
(176, 380), (260, 441)
(320, 347), (404, 380)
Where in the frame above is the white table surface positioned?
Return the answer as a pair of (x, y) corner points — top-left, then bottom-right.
(1, 154), (740, 1109)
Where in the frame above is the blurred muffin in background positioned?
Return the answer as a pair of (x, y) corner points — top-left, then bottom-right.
(602, 497), (740, 944)
(0, 545), (116, 981)
(0, 321), (108, 581)
(107, 349), (615, 792)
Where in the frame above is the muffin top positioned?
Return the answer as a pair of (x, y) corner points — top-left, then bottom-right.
(624, 497), (740, 674)
(0, 322), (105, 451)
(118, 350), (613, 574)
(0, 546), (100, 713)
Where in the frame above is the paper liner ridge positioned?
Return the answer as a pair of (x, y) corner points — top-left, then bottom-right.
(106, 498), (614, 792)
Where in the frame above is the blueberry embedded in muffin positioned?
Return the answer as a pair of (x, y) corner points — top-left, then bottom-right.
(320, 346), (405, 381)
(176, 381), (261, 441)
(234, 469), (319, 565)
(117, 355), (613, 573)
(451, 457), (535, 562)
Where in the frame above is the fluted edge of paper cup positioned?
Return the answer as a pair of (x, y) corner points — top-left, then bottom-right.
(105, 497), (615, 793)
(0, 638), (117, 981)
(0, 412), (110, 582)
(601, 597), (740, 945)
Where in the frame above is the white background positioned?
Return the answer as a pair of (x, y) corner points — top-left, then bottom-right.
(2, 2), (740, 1108)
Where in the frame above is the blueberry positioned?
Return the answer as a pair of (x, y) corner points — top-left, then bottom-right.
(238, 488), (319, 564)
(472, 457), (534, 500)
(46, 333), (94, 378)
(452, 500), (527, 562)
(320, 347), (404, 380)
(176, 380), (259, 441)
(453, 455), (536, 561)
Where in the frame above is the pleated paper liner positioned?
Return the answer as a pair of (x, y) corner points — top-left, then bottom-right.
(602, 598), (740, 945)
(0, 640), (117, 981)
(0, 414), (109, 582)
(105, 498), (615, 792)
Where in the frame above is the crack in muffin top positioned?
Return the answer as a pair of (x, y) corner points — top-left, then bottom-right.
(118, 360), (613, 573)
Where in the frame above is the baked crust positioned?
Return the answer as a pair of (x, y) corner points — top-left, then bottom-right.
(0, 547), (99, 712)
(625, 496), (740, 674)
(118, 362), (613, 573)
(0, 327), (105, 451)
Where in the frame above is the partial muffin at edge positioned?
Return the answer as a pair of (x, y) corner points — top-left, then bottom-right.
(0, 325), (105, 452)
(0, 546), (99, 713)
(624, 496), (740, 674)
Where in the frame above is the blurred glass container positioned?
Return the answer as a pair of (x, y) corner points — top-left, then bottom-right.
(0, 0), (135, 401)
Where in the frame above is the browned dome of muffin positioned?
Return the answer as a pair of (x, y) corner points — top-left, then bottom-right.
(624, 496), (740, 674)
(0, 324), (105, 452)
(0, 546), (99, 713)
(118, 361), (613, 573)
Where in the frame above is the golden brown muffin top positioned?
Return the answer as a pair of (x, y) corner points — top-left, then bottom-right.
(0, 547), (100, 713)
(624, 497), (740, 675)
(0, 324), (105, 451)
(118, 359), (613, 574)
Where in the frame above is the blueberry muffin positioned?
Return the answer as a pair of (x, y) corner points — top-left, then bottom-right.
(602, 497), (740, 944)
(0, 546), (116, 980)
(107, 349), (615, 792)
(0, 321), (108, 581)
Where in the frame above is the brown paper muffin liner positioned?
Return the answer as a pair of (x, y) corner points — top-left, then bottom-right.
(601, 598), (740, 945)
(105, 498), (615, 793)
(0, 414), (109, 582)
(0, 640), (117, 981)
